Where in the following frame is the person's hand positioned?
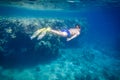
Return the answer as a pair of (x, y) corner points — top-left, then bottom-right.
(67, 38), (71, 41)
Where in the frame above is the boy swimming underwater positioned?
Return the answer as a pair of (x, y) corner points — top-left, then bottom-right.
(31, 24), (81, 41)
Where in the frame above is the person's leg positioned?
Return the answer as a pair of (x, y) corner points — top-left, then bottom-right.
(31, 27), (67, 40)
(50, 30), (68, 37)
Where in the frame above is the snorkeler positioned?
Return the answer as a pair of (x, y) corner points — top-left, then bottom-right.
(31, 24), (81, 41)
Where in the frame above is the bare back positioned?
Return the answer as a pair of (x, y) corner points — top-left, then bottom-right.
(69, 28), (80, 36)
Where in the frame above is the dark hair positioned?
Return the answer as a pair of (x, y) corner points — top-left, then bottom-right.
(75, 24), (81, 29)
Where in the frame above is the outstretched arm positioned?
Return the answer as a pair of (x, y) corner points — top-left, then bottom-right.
(67, 34), (78, 41)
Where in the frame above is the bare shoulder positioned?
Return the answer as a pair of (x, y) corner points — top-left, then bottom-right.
(69, 28), (78, 31)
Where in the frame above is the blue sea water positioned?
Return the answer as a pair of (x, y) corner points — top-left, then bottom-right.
(0, 2), (120, 80)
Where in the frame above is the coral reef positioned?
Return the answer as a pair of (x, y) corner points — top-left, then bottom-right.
(0, 17), (119, 80)
(0, 47), (120, 80)
(0, 17), (81, 67)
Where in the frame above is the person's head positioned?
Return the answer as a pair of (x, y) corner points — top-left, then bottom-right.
(75, 24), (81, 31)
